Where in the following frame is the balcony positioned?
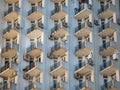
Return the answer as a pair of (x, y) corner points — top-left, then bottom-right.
(99, 22), (116, 37)
(50, 61), (67, 76)
(28, 6), (44, 21)
(75, 41), (92, 57)
(48, 42), (67, 59)
(3, 25), (19, 39)
(99, 41), (117, 56)
(75, 80), (93, 90)
(28, 0), (42, 4)
(75, 61), (93, 75)
(98, 4), (115, 19)
(50, 22), (68, 40)
(100, 60), (117, 76)
(23, 54), (34, 62)
(101, 80), (119, 90)
(51, 5), (67, 20)
(0, 63), (17, 78)
(0, 82), (16, 90)
(27, 24), (43, 39)
(25, 82), (41, 90)
(4, 6), (20, 21)
(50, 82), (66, 90)
(27, 43), (42, 57)
(51, 0), (65, 3)
(5, 0), (19, 3)
(75, 22), (92, 38)
(74, 3), (92, 20)
(2, 43), (19, 58)
(23, 62), (42, 77)
(99, 0), (111, 2)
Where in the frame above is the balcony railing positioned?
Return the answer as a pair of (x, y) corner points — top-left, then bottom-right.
(27, 23), (44, 34)
(51, 81), (65, 90)
(98, 4), (114, 14)
(0, 64), (9, 73)
(75, 82), (86, 90)
(2, 43), (19, 53)
(3, 25), (19, 35)
(25, 83), (33, 90)
(50, 60), (66, 71)
(25, 82), (41, 90)
(75, 41), (90, 52)
(51, 5), (66, 16)
(100, 41), (115, 51)
(51, 42), (66, 52)
(75, 60), (94, 71)
(74, 3), (92, 15)
(75, 21), (92, 33)
(100, 61), (112, 71)
(28, 6), (43, 16)
(99, 22), (114, 32)
(27, 42), (42, 52)
(4, 6), (20, 17)
(0, 82), (16, 90)
(51, 22), (68, 34)
(101, 80), (118, 90)
(23, 62), (35, 73)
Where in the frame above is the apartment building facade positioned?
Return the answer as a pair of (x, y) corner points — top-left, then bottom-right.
(0, 0), (120, 90)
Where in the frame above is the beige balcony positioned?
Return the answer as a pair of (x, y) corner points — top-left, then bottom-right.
(99, 0), (111, 2)
(99, 41), (117, 56)
(1, 43), (19, 58)
(49, 22), (68, 40)
(28, 0), (42, 4)
(23, 62), (42, 77)
(51, 5), (67, 20)
(74, 61), (93, 76)
(27, 24), (43, 39)
(98, 4), (115, 19)
(4, 6), (20, 21)
(0, 63), (17, 78)
(101, 80), (120, 90)
(100, 60), (117, 76)
(28, 6), (44, 21)
(75, 41), (92, 57)
(99, 22), (116, 37)
(50, 61), (67, 76)
(5, 0), (19, 3)
(75, 80), (94, 90)
(51, 0), (65, 3)
(75, 22), (92, 38)
(26, 43), (42, 58)
(48, 42), (67, 59)
(74, 3), (92, 20)
(3, 25), (19, 39)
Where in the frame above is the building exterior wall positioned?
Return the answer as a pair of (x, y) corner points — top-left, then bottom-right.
(0, 0), (120, 90)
